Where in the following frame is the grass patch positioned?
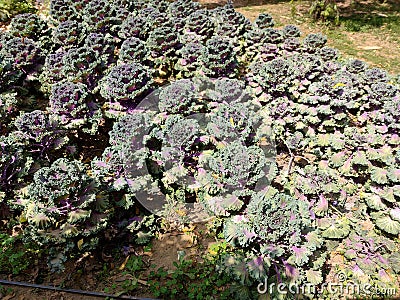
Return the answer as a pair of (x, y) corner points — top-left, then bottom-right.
(341, 13), (400, 34)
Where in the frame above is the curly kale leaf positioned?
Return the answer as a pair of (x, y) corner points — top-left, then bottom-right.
(9, 13), (50, 41)
(184, 10), (215, 40)
(11, 110), (68, 159)
(213, 5), (251, 38)
(118, 13), (149, 40)
(200, 36), (238, 78)
(145, 26), (180, 70)
(174, 42), (204, 77)
(48, 81), (102, 133)
(100, 63), (152, 103)
(303, 33), (327, 53)
(52, 20), (86, 49)
(1, 37), (43, 71)
(253, 13), (274, 29)
(61, 46), (104, 89)
(38, 51), (67, 95)
(0, 135), (34, 193)
(158, 79), (197, 114)
(49, 0), (80, 23)
(84, 32), (115, 64)
(119, 37), (146, 64)
(282, 24), (301, 38)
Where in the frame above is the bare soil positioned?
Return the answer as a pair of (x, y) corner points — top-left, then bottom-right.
(0, 223), (216, 300)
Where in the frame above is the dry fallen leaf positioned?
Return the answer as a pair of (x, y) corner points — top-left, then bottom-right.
(360, 220), (374, 231)
(137, 279), (149, 286)
(2, 293), (16, 300)
(118, 255), (130, 271)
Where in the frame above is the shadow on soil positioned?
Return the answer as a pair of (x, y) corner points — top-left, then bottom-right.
(336, 0), (400, 31)
(205, 0), (400, 26)
(200, 0), (294, 9)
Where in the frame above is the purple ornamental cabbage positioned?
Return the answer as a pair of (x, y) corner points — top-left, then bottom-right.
(100, 63), (153, 103)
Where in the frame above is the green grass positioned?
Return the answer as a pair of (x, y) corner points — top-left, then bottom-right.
(340, 10), (400, 46)
(292, 3), (400, 74)
(319, 26), (400, 73)
(0, 0), (36, 21)
(342, 14), (400, 33)
(0, 233), (31, 275)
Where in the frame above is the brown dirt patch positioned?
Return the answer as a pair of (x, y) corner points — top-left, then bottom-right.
(0, 223), (217, 300)
(148, 223), (215, 271)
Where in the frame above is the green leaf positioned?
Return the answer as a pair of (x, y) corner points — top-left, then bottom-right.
(117, 193), (135, 209)
(95, 191), (110, 211)
(61, 223), (79, 236)
(388, 252), (400, 273)
(30, 212), (51, 229)
(394, 185), (400, 197)
(388, 168), (400, 183)
(367, 148), (381, 161)
(305, 231), (324, 249)
(317, 105), (333, 115)
(68, 209), (90, 223)
(329, 151), (347, 167)
(339, 157), (353, 176)
(135, 231), (152, 244)
(314, 194), (328, 216)
(317, 134), (330, 147)
(324, 182), (340, 193)
(247, 256), (266, 280)
(374, 187), (396, 203)
(374, 215), (400, 235)
(322, 225), (349, 239)
(378, 145), (394, 164)
(206, 194), (244, 217)
(389, 208), (400, 222)
(334, 112), (346, 121)
(287, 246), (310, 266)
(370, 167), (389, 184)
(352, 151), (369, 166)
(317, 217), (332, 230)
(389, 134), (400, 145)
(295, 121), (306, 130)
(320, 217), (350, 239)
(322, 119), (336, 127)
(306, 269), (323, 285)
(223, 220), (240, 244)
(306, 116), (320, 124)
(378, 269), (393, 283)
(312, 252), (327, 269)
(325, 240), (340, 251)
(344, 249), (357, 259)
(329, 132), (345, 150)
(363, 193), (386, 211)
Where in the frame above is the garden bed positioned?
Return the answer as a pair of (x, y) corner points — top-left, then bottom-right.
(1, 0), (399, 299)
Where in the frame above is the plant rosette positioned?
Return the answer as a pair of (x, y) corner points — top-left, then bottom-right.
(95, 77), (277, 223)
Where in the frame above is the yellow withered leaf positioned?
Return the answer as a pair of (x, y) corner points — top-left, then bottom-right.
(333, 82), (346, 89)
(77, 239), (83, 250)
